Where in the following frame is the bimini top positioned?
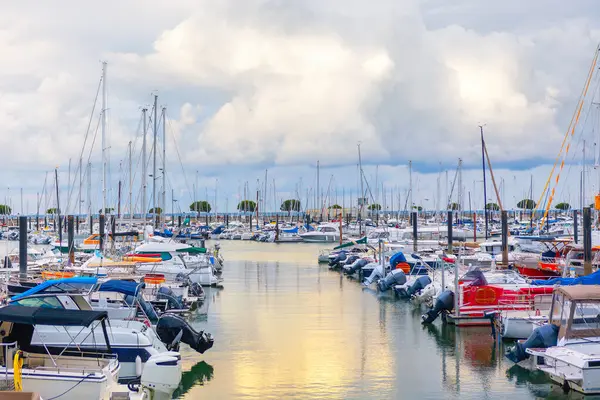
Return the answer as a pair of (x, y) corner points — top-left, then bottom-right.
(0, 305), (108, 327)
(555, 285), (600, 302)
(98, 279), (144, 297)
(10, 277), (98, 302)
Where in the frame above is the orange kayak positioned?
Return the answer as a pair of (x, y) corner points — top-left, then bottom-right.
(42, 271), (75, 280)
(123, 256), (162, 263)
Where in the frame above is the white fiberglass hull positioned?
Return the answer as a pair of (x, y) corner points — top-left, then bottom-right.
(300, 234), (340, 243)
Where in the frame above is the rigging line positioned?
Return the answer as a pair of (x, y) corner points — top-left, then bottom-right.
(539, 46), (599, 229)
(535, 45), (599, 219)
(166, 117), (194, 205)
(63, 75), (103, 214)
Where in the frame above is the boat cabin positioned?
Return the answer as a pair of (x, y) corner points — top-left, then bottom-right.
(549, 286), (600, 344)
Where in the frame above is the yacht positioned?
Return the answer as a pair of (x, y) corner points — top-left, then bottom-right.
(299, 224), (340, 243)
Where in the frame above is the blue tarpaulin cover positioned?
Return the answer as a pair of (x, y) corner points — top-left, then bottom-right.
(98, 280), (145, 297)
(531, 270), (600, 286)
(11, 277), (98, 301)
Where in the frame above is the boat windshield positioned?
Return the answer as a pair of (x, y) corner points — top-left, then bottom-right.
(571, 301), (600, 331)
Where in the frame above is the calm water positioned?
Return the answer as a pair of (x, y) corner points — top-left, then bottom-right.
(158, 242), (588, 398)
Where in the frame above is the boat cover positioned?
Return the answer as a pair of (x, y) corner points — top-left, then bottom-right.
(0, 304), (107, 326)
(390, 252), (407, 268)
(10, 277), (98, 301)
(282, 226), (299, 234)
(531, 270), (600, 286)
(176, 247), (207, 254)
(333, 236), (367, 250)
(98, 280), (144, 297)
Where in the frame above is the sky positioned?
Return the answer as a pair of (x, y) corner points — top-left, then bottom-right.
(2, 0), (600, 215)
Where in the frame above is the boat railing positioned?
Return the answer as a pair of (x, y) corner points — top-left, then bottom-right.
(24, 350), (117, 376)
(0, 341), (18, 390)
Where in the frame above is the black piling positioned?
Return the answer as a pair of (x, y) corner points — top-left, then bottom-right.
(99, 214), (105, 252)
(584, 207), (592, 275)
(447, 210), (453, 255)
(76, 216), (79, 234)
(67, 215), (75, 265)
(19, 216), (27, 279)
(90, 215), (94, 234)
(573, 209), (579, 244)
(111, 215), (116, 240)
(501, 210), (508, 266)
(178, 215), (182, 228)
(412, 211), (418, 252)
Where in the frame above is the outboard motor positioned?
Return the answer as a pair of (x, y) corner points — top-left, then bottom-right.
(421, 290), (454, 324)
(505, 324), (559, 363)
(344, 255), (360, 266)
(344, 258), (368, 275)
(396, 275), (432, 299)
(156, 314), (214, 354)
(377, 270), (407, 291)
(124, 294), (159, 323)
(328, 251), (347, 269)
(158, 287), (184, 310)
(189, 282), (205, 298)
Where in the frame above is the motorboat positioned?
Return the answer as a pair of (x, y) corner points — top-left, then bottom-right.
(0, 305), (122, 399)
(300, 224), (340, 243)
(515, 286), (600, 395)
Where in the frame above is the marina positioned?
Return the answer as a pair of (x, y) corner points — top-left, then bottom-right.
(4, 2), (600, 398)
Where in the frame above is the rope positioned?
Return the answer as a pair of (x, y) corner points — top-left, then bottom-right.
(46, 373), (94, 399)
(538, 45), (599, 229)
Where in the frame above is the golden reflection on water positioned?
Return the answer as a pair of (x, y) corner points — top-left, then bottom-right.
(177, 241), (555, 399)
(180, 241), (395, 399)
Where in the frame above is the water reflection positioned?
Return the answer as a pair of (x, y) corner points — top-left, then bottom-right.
(180, 241), (570, 399)
(174, 361), (214, 398)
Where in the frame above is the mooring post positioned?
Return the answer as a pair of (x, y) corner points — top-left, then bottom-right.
(584, 207), (592, 276)
(76, 215), (79, 234)
(111, 215), (116, 242)
(67, 215), (75, 265)
(473, 212), (477, 242)
(99, 214), (105, 252)
(447, 211), (453, 255)
(90, 215), (94, 235)
(412, 211), (418, 252)
(573, 209), (579, 244)
(19, 216), (27, 279)
(178, 215), (182, 228)
(501, 210), (508, 266)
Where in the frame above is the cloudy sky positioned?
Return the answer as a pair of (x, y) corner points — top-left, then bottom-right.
(2, 0), (600, 215)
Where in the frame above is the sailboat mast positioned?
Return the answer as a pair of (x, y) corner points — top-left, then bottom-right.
(152, 95), (158, 227)
(129, 141), (133, 227)
(162, 107), (166, 226)
(317, 160), (320, 219)
(358, 144), (364, 235)
(409, 160), (413, 216)
(78, 157), (82, 218)
(101, 62), (107, 217)
(87, 163), (92, 220)
(141, 108), (147, 226)
(480, 125), (488, 239)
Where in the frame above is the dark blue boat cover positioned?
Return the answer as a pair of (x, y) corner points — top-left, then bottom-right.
(531, 270), (600, 286)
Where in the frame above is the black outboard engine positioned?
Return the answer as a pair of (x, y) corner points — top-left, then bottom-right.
(344, 255), (360, 266)
(158, 286), (184, 309)
(377, 270), (407, 291)
(421, 290), (454, 324)
(189, 282), (205, 298)
(344, 258), (368, 275)
(124, 294), (159, 323)
(156, 314), (214, 354)
(328, 252), (347, 269)
(396, 275), (432, 299)
(505, 324), (559, 363)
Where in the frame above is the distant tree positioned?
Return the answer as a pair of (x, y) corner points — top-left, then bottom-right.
(412, 205), (423, 211)
(449, 202), (460, 211)
(555, 202), (570, 211)
(486, 202), (500, 211)
(190, 201), (211, 213)
(517, 199), (536, 210)
(280, 199), (301, 215)
(0, 204), (11, 215)
(368, 203), (382, 211)
(98, 207), (114, 214)
(148, 207), (163, 215)
(46, 207), (60, 214)
(237, 200), (256, 213)
(329, 204), (342, 209)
